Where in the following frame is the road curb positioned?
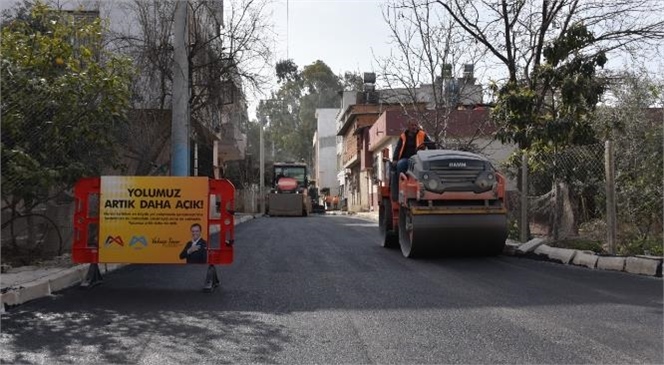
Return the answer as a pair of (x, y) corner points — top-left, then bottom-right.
(624, 257), (662, 276)
(547, 247), (577, 264)
(596, 256), (626, 272)
(1, 214), (256, 312)
(571, 251), (599, 269)
(507, 238), (662, 278)
(515, 237), (549, 255)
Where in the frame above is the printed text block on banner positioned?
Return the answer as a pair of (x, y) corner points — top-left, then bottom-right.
(99, 176), (209, 264)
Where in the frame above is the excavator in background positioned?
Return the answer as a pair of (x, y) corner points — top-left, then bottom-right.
(266, 162), (312, 216)
(379, 149), (508, 258)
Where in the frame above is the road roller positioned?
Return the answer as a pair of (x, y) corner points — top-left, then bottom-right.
(379, 149), (508, 258)
(266, 162), (312, 217)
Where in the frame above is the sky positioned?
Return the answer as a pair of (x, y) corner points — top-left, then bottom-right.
(2, 0), (660, 117)
(269, 0), (392, 79)
(247, 0), (395, 119)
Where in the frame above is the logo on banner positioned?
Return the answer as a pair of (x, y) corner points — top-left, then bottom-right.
(129, 236), (148, 249)
(104, 235), (124, 248)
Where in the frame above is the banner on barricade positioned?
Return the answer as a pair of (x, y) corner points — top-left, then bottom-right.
(99, 176), (209, 264)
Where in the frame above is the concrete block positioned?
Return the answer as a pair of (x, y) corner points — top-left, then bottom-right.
(49, 268), (84, 292)
(103, 264), (113, 273)
(547, 247), (577, 264)
(624, 257), (662, 277)
(103, 264), (126, 273)
(572, 251), (599, 269)
(1, 290), (20, 306)
(503, 242), (519, 256)
(533, 244), (553, 256)
(517, 237), (549, 254)
(597, 256), (626, 272)
(16, 280), (51, 304)
(76, 264), (90, 279)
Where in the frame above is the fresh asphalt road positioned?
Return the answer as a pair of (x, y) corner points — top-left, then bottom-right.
(1, 214), (662, 364)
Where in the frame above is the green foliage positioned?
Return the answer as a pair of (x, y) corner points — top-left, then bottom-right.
(257, 60), (343, 167)
(595, 71), (663, 246)
(619, 238), (663, 257)
(342, 71), (364, 91)
(1, 1), (134, 210)
(493, 23), (604, 150)
(506, 219), (520, 241)
(553, 238), (604, 254)
(275, 59), (299, 83)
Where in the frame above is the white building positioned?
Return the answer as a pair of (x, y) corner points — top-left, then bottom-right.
(314, 108), (341, 196)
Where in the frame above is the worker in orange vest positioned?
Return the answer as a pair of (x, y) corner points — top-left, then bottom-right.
(391, 120), (435, 201)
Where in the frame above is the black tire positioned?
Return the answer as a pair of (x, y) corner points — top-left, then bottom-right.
(379, 198), (398, 248)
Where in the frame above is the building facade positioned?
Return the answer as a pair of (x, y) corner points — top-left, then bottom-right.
(313, 108), (341, 199)
(23, 0), (248, 177)
(335, 69), (516, 212)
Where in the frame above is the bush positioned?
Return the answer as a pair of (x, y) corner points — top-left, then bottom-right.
(619, 238), (664, 257)
(552, 238), (604, 253)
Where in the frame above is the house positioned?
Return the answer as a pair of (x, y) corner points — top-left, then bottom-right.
(29, 0), (248, 177)
(335, 68), (516, 212)
(335, 90), (413, 211)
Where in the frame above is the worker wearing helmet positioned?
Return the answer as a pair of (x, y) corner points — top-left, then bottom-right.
(391, 120), (435, 201)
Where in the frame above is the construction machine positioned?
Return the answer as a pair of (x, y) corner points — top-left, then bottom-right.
(266, 162), (312, 216)
(379, 149), (508, 258)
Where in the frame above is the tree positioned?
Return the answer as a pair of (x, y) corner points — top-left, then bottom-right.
(257, 60), (344, 168)
(595, 70), (663, 254)
(377, 0), (492, 151)
(108, 0), (274, 174)
(434, 0), (664, 150)
(1, 1), (134, 253)
(341, 71), (364, 91)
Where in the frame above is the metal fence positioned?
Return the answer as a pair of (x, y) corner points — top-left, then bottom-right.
(509, 141), (662, 256)
(1, 77), (85, 265)
(527, 144), (606, 238)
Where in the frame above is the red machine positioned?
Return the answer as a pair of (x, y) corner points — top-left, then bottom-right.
(379, 150), (508, 258)
(265, 162), (312, 216)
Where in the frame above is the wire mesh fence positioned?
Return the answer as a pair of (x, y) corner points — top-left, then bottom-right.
(507, 141), (662, 256)
(1, 72), (88, 265)
(527, 144), (606, 245)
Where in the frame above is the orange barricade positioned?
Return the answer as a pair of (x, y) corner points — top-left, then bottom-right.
(72, 176), (235, 291)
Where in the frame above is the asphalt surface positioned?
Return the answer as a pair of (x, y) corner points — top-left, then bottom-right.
(1, 214), (662, 364)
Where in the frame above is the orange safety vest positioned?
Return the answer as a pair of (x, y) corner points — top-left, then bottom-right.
(398, 130), (426, 160)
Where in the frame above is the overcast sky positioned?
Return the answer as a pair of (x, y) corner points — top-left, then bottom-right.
(269, 0), (391, 77)
(2, 0), (660, 117)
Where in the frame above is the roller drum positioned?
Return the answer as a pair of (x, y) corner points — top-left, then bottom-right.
(399, 207), (507, 258)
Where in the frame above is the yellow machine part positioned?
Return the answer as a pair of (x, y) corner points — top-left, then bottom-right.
(267, 193), (308, 216)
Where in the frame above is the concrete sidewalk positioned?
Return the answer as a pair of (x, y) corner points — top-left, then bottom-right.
(1, 214), (257, 312)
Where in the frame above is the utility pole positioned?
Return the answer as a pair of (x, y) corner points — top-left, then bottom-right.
(520, 151), (529, 243)
(605, 140), (617, 254)
(259, 117), (265, 215)
(172, 0), (190, 176)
